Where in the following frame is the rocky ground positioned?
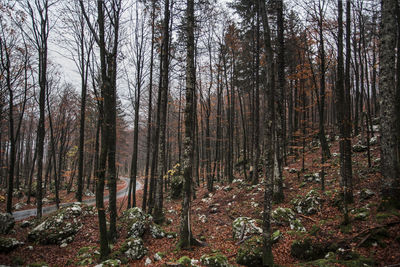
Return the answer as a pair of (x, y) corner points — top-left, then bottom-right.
(0, 133), (399, 266)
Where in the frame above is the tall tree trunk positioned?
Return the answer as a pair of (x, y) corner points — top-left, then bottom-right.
(142, 0), (156, 212)
(317, 3), (331, 161)
(76, 18), (88, 202)
(337, 0), (352, 224)
(379, 0), (400, 207)
(153, 0), (170, 223)
(274, 0), (285, 201)
(260, 0), (275, 265)
(180, 0), (196, 249)
(252, 3), (261, 185)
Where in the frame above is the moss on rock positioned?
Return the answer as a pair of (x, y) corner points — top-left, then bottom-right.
(236, 236), (263, 266)
(0, 237), (24, 253)
(177, 256), (192, 267)
(232, 217), (262, 240)
(290, 238), (326, 261)
(200, 252), (229, 267)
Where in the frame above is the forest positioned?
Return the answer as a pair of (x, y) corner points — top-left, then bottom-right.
(0, 0), (399, 266)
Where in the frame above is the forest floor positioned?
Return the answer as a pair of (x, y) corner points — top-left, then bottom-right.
(1, 135), (400, 266)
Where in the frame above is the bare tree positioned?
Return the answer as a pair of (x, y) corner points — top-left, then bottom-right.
(80, 0), (122, 257)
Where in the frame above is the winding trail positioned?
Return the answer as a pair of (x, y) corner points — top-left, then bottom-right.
(12, 177), (142, 221)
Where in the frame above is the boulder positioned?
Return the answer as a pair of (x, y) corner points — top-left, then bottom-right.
(200, 253), (230, 267)
(120, 237), (147, 260)
(292, 189), (321, 215)
(28, 203), (84, 244)
(236, 236), (263, 266)
(0, 213), (15, 234)
(232, 217), (262, 240)
(0, 237), (24, 253)
(272, 207), (295, 225)
(272, 207), (305, 232)
(149, 224), (165, 239)
(121, 207), (152, 238)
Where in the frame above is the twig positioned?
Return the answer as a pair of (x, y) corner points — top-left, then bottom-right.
(235, 234), (253, 245)
(298, 213), (317, 222)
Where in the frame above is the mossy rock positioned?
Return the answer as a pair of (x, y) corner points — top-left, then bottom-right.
(272, 207), (296, 225)
(0, 237), (24, 253)
(28, 203), (85, 244)
(236, 236), (263, 266)
(291, 238), (326, 261)
(121, 207), (152, 238)
(302, 253), (374, 267)
(232, 217), (262, 240)
(200, 252), (229, 267)
(75, 246), (98, 266)
(170, 175), (184, 199)
(292, 189), (321, 215)
(150, 223), (166, 239)
(359, 189), (375, 201)
(177, 256), (192, 267)
(120, 237), (147, 260)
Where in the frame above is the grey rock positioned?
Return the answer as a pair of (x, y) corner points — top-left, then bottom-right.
(121, 237), (147, 260)
(27, 203), (84, 244)
(232, 217), (262, 240)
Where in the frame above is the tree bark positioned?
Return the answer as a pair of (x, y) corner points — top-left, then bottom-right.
(379, 0), (400, 206)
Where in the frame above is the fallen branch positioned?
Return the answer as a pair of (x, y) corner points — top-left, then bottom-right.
(235, 234), (253, 245)
(298, 213), (317, 223)
(352, 220), (400, 240)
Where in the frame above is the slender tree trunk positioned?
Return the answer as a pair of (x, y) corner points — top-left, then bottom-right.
(154, 0), (170, 223)
(252, 4), (261, 185)
(76, 19), (88, 202)
(274, 0), (285, 201)
(142, 0), (156, 212)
